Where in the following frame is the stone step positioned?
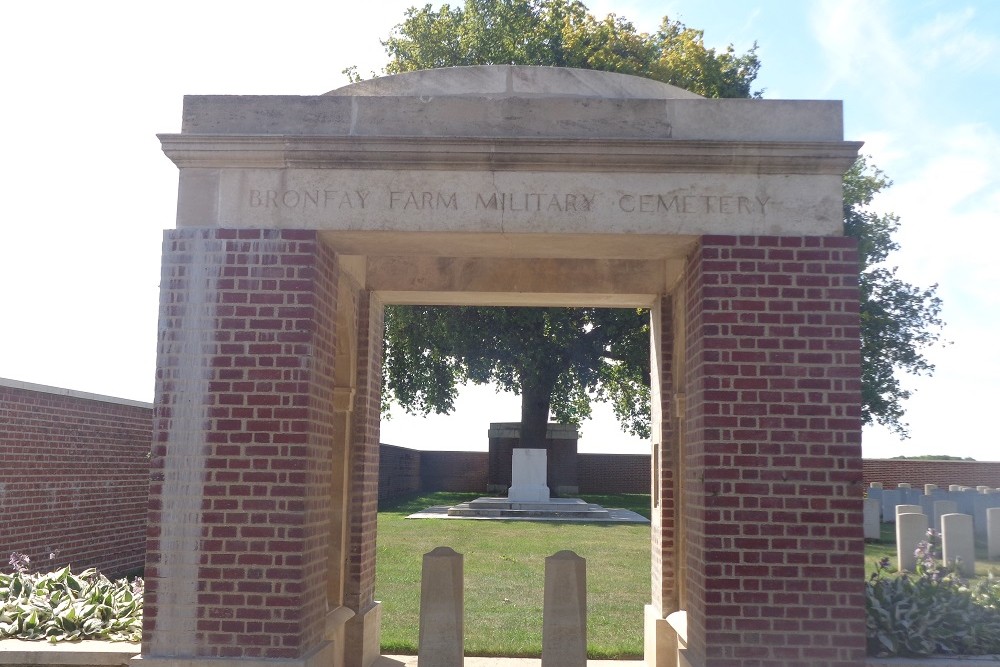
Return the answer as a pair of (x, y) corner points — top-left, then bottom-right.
(447, 497), (612, 519)
(447, 506), (612, 518)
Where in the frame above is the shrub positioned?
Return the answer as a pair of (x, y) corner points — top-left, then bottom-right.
(866, 534), (1000, 656)
(0, 553), (142, 642)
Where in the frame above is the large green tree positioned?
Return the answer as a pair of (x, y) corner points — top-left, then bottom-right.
(377, 0), (944, 444)
(843, 157), (946, 436)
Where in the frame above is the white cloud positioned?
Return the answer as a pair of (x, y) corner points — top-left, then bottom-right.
(811, 0), (918, 102)
(913, 6), (999, 71)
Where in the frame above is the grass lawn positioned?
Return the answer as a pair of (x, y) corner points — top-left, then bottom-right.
(376, 491), (651, 658)
(377, 492), (999, 658)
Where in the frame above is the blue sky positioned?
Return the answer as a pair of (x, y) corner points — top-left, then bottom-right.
(2, 1), (997, 459)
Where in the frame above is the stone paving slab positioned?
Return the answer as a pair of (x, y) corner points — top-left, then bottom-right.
(0, 639), (139, 666)
(406, 505), (649, 523)
(377, 657), (640, 666)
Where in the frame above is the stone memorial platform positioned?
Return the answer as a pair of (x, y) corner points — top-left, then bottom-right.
(449, 497), (609, 519)
(407, 498), (648, 523)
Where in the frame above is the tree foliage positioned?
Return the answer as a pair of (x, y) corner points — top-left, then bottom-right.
(380, 0), (761, 97)
(843, 157), (946, 437)
(384, 307), (651, 445)
(376, 0), (944, 444)
(378, 1), (761, 446)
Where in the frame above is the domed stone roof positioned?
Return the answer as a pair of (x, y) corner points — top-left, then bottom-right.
(325, 65), (703, 99)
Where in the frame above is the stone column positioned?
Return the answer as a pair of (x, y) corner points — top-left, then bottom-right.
(679, 237), (865, 667)
(542, 551), (587, 667)
(343, 291), (384, 667)
(140, 229), (339, 667)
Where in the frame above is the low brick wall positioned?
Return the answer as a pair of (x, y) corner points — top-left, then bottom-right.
(421, 451), (489, 492)
(863, 459), (1000, 489)
(7, 373), (999, 574)
(578, 453), (650, 494)
(377, 445), (651, 498)
(378, 443), (422, 500)
(0, 379), (151, 578)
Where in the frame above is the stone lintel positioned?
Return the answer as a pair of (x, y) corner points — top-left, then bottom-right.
(488, 422), (580, 439)
(176, 95), (846, 144)
(366, 256), (667, 303)
(160, 135), (862, 175)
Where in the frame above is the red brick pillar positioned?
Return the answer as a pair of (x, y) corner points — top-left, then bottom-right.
(343, 290), (384, 667)
(680, 235), (866, 667)
(142, 229), (340, 667)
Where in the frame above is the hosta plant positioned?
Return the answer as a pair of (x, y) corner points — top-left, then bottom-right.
(1, 553), (142, 642)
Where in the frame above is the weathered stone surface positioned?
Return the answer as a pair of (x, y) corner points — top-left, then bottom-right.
(864, 498), (882, 540)
(508, 448), (550, 503)
(988, 508), (1000, 560)
(418, 547), (463, 667)
(897, 512), (929, 572)
(542, 550), (587, 667)
(933, 500), (958, 533)
(941, 514), (975, 577)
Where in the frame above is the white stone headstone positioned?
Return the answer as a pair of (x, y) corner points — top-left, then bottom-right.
(896, 512), (929, 572)
(942, 513), (975, 577)
(509, 448), (550, 502)
(542, 550), (587, 667)
(988, 507), (1000, 560)
(932, 500), (958, 533)
(418, 546), (463, 667)
(863, 498), (881, 540)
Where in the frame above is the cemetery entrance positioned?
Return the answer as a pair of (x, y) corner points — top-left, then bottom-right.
(145, 66), (866, 667)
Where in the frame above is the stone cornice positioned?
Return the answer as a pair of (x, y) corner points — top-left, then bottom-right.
(159, 134), (863, 175)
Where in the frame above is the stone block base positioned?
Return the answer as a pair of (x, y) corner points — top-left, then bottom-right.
(644, 604), (678, 667)
(344, 602), (381, 667)
(132, 641), (334, 667)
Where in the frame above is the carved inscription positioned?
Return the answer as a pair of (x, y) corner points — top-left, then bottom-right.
(618, 194), (769, 214)
(475, 192), (595, 212)
(245, 188), (770, 217)
(249, 189), (369, 209)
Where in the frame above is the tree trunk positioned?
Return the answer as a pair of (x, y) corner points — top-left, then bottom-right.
(519, 372), (554, 449)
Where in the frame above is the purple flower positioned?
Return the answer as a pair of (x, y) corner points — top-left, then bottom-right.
(8, 552), (30, 574)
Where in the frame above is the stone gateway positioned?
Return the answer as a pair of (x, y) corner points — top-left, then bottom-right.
(144, 65), (865, 667)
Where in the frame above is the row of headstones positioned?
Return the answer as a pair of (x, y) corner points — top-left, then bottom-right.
(866, 482), (1000, 538)
(419, 546), (587, 667)
(893, 506), (998, 576)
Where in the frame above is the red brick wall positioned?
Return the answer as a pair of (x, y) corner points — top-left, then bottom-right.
(682, 236), (866, 667)
(377, 445), (649, 497)
(863, 459), (1000, 489)
(378, 444), (422, 500)
(144, 229), (338, 660)
(578, 453), (651, 494)
(0, 380), (151, 578)
(421, 451), (489, 492)
(376, 449), (1000, 498)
